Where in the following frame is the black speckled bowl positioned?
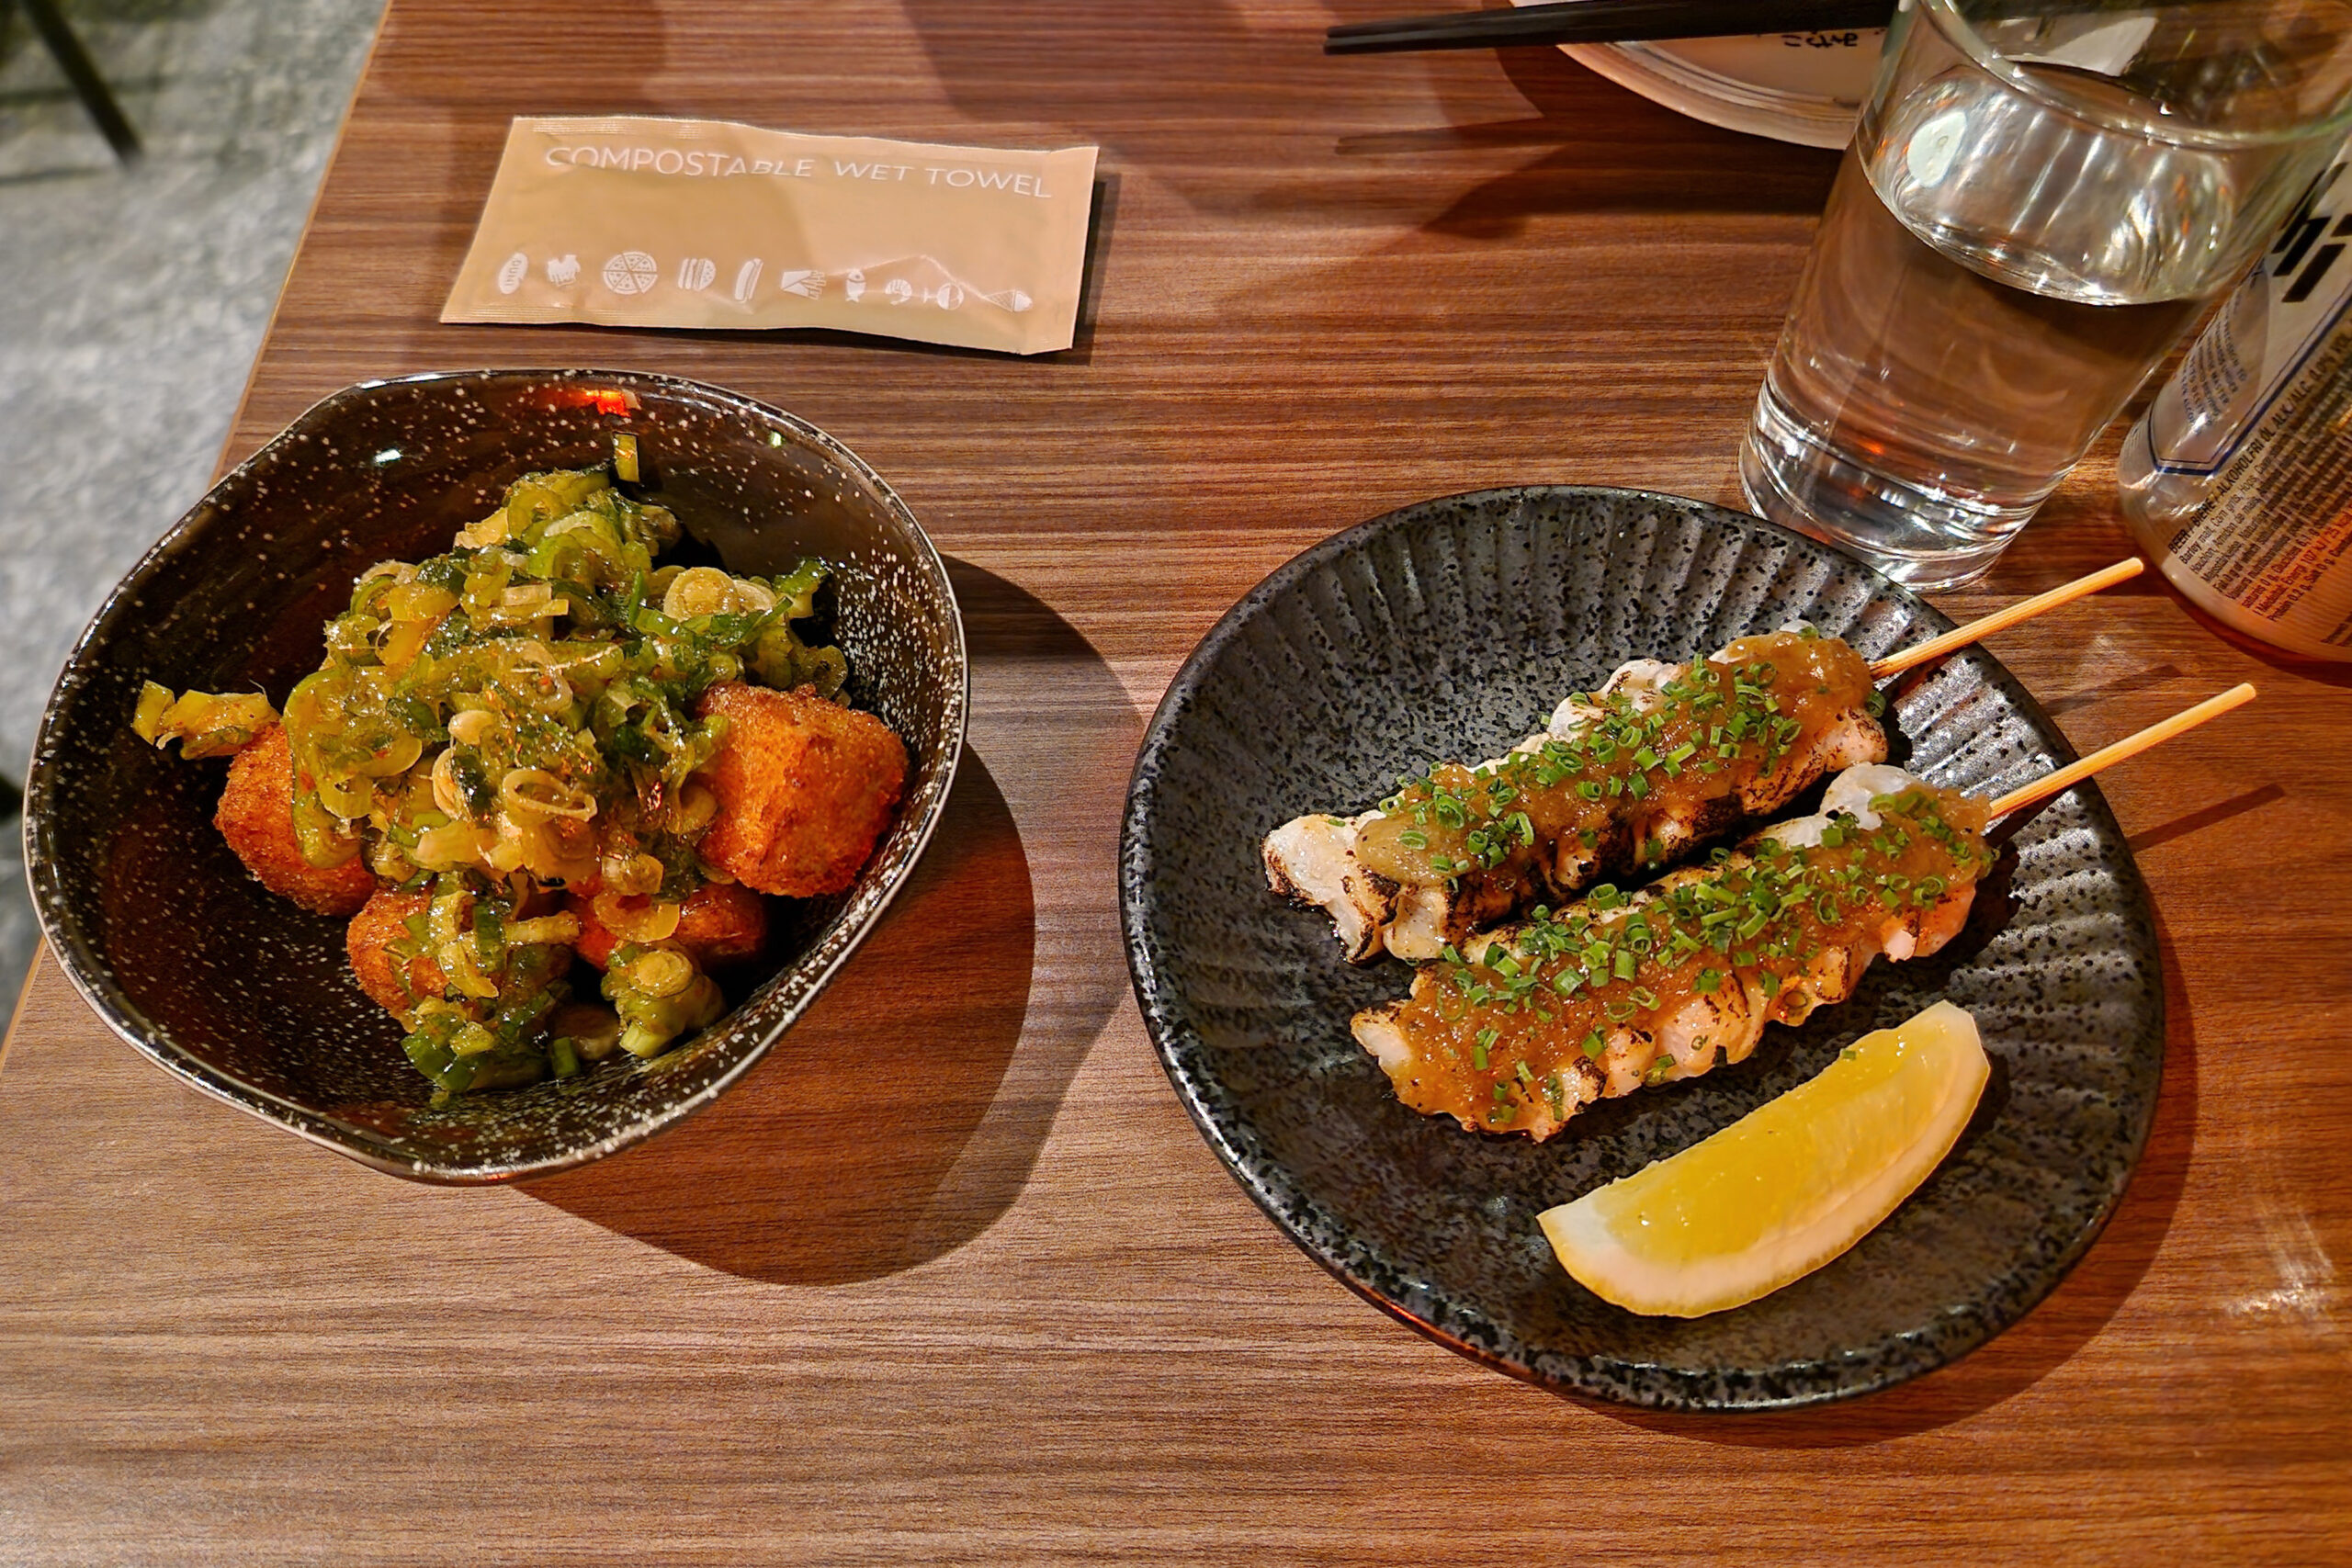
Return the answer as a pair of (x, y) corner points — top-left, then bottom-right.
(28, 369), (966, 1183)
(1121, 486), (2164, 1410)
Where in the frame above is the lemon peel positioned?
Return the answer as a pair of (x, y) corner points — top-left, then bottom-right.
(1538, 999), (1988, 1318)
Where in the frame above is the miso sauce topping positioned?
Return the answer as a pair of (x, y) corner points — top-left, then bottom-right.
(1385, 784), (1993, 1133)
(1354, 630), (1878, 888)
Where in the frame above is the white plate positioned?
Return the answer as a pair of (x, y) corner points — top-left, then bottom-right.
(1508, 2), (1885, 149)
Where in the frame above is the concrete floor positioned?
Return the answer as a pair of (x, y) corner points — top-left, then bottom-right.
(0, 0), (385, 1011)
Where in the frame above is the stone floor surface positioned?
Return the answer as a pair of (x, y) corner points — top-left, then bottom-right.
(0, 0), (386, 1014)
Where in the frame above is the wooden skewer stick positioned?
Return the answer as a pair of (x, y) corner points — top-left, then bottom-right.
(1988, 683), (2256, 819)
(1869, 558), (2144, 681)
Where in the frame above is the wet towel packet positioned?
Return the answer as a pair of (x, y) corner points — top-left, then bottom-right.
(445, 117), (1099, 355)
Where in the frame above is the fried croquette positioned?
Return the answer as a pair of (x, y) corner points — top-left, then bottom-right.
(215, 726), (378, 917)
(345, 889), (447, 1020)
(569, 881), (772, 971)
(694, 682), (908, 897)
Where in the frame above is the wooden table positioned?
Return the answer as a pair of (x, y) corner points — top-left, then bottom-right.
(6, 4), (2348, 1560)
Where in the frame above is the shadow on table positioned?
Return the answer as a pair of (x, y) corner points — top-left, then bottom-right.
(1584, 899), (2200, 1445)
(909, 0), (1837, 225)
(523, 752), (1035, 1283)
(1341, 46), (1845, 227)
(2161, 587), (2352, 689)
(526, 560), (1142, 1286)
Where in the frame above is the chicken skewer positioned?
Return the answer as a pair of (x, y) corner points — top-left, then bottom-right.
(1860, 557), (2143, 680)
(1266, 626), (1886, 964)
(1265, 558), (2143, 964)
(1350, 682), (2251, 1142)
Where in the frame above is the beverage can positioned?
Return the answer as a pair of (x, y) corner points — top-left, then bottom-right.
(2119, 142), (2352, 661)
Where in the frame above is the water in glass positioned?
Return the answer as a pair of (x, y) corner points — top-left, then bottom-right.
(1743, 64), (2286, 586)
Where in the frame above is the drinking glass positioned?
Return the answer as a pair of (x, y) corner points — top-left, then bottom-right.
(1739, 0), (2352, 589)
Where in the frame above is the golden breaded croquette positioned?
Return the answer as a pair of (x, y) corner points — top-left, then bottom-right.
(568, 881), (772, 971)
(215, 725), (378, 917)
(345, 889), (447, 1020)
(694, 682), (909, 897)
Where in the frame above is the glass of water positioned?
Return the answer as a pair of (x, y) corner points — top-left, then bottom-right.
(1739, 0), (2352, 589)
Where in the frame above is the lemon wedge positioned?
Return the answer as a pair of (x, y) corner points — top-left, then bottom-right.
(1538, 1000), (1989, 1318)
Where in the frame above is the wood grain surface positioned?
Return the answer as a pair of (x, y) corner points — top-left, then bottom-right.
(4, 3), (2349, 1561)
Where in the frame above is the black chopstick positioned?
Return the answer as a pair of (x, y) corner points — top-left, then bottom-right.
(1326, 0), (1895, 54)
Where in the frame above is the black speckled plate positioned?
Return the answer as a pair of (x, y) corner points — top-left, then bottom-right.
(28, 369), (965, 1184)
(1120, 487), (2163, 1411)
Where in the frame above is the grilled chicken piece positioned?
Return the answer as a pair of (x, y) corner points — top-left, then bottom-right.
(1350, 764), (1986, 1141)
(1261, 811), (1397, 964)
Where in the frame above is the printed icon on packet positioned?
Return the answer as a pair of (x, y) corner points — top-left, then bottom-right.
(602, 251), (659, 295)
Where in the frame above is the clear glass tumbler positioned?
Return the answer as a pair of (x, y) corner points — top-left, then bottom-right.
(1739, 0), (2352, 589)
